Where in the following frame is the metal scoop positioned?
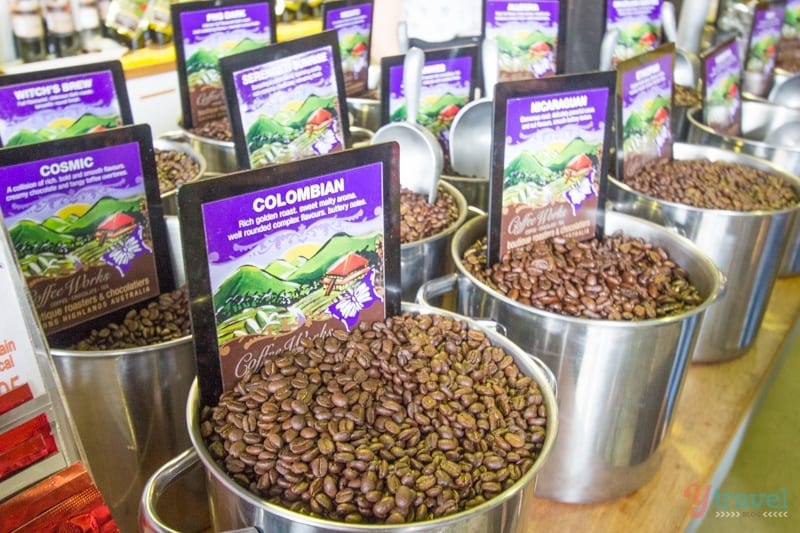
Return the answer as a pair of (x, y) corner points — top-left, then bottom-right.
(448, 38), (499, 179)
(599, 28), (619, 71)
(765, 121), (800, 148)
(371, 47), (443, 203)
(768, 73), (800, 110)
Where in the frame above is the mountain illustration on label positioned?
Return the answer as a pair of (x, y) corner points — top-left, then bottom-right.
(496, 32), (556, 78)
(5, 113), (122, 147)
(213, 231), (383, 344)
(245, 94), (343, 167)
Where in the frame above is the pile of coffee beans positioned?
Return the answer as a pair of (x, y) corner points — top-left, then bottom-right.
(626, 159), (799, 211)
(674, 84), (701, 107)
(155, 149), (201, 193)
(70, 288), (192, 350)
(400, 187), (460, 244)
(462, 234), (703, 320)
(190, 117), (233, 142)
(201, 312), (548, 524)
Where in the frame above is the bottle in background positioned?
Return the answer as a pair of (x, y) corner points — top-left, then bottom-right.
(9, 0), (48, 62)
(97, 0), (111, 36)
(76, 0), (104, 50)
(142, 0), (173, 46)
(104, 0), (148, 49)
(43, 0), (81, 56)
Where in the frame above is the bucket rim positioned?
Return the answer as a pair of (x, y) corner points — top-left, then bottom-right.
(50, 334), (192, 359)
(686, 104), (800, 157)
(451, 212), (726, 329)
(609, 142), (800, 218)
(186, 302), (559, 532)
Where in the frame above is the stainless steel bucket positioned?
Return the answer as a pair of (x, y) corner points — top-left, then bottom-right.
(347, 97), (381, 132)
(609, 143), (800, 362)
(418, 212), (725, 503)
(440, 173), (490, 214)
(140, 303), (559, 533)
(686, 105), (800, 278)
(154, 138), (207, 217)
(400, 181), (468, 302)
(51, 336), (197, 533)
(161, 127), (238, 177)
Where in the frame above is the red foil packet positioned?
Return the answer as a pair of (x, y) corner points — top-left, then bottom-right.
(0, 383), (34, 415)
(0, 413), (57, 481)
(0, 462), (119, 533)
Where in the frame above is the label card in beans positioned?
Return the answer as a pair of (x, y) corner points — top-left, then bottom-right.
(177, 143), (400, 406)
(488, 71), (616, 264)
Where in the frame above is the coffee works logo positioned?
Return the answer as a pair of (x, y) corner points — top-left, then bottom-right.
(685, 483), (790, 519)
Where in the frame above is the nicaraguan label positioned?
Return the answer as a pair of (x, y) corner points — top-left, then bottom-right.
(0, 143), (161, 334)
(230, 46), (346, 168)
(500, 87), (609, 255)
(619, 50), (673, 181)
(484, 0), (560, 80)
(386, 55), (473, 156)
(0, 71), (122, 147)
(606, 0), (663, 65)
(746, 4), (784, 79)
(200, 162), (387, 392)
(179, 4), (273, 127)
(324, 1), (373, 96)
(702, 38), (742, 137)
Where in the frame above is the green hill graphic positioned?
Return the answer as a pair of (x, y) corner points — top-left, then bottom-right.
(214, 265), (299, 311)
(286, 232), (379, 284)
(10, 220), (75, 246)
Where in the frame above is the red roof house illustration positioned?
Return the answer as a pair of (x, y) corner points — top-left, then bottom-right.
(322, 253), (369, 295)
(94, 212), (137, 242)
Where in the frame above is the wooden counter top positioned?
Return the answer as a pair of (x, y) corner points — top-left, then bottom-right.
(520, 276), (800, 531)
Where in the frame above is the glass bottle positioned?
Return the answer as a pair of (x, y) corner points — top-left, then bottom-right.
(9, 0), (48, 62)
(104, 0), (148, 49)
(43, 0), (81, 56)
(142, 0), (173, 46)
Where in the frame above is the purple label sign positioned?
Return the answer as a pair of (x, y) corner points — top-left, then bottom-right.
(0, 71), (122, 147)
(324, 2), (373, 96)
(620, 53), (673, 180)
(179, 4), (273, 126)
(387, 56), (473, 152)
(500, 88), (609, 255)
(201, 162), (386, 390)
(606, 0), (663, 65)
(231, 46), (345, 168)
(703, 40), (742, 137)
(484, 0), (560, 80)
(746, 5), (784, 77)
(0, 143), (160, 334)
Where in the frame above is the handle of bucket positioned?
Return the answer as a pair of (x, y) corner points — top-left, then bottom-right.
(416, 273), (459, 305)
(467, 205), (487, 220)
(474, 319), (508, 337)
(140, 448), (263, 533)
(526, 353), (558, 399)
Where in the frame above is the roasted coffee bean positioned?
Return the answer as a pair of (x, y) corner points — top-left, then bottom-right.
(462, 232), (704, 320)
(673, 84), (701, 107)
(69, 288), (191, 350)
(189, 117), (233, 142)
(155, 148), (201, 194)
(626, 158), (799, 212)
(400, 187), (459, 244)
(202, 312), (548, 524)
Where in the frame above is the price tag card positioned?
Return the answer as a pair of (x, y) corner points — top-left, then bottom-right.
(0, 60), (132, 148)
(778, 0), (800, 68)
(616, 44), (674, 182)
(178, 144), (401, 406)
(700, 37), (742, 138)
(172, 0), (276, 130)
(380, 45), (479, 160)
(0, 125), (174, 337)
(482, 0), (566, 81)
(220, 30), (351, 170)
(744, 1), (785, 97)
(489, 72), (616, 264)
(322, 0), (375, 97)
(605, 0), (664, 67)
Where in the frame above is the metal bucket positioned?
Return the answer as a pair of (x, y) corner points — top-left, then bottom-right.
(51, 336), (197, 533)
(400, 180), (468, 302)
(154, 138), (207, 217)
(418, 212), (725, 503)
(609, 143), (800, 362)
(347, 97), (381, 132)
(686, 104), (800, 277)
(440, 173), (490, 214)
(140, 302), (559, 533)
(161, 126), (238, 177)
